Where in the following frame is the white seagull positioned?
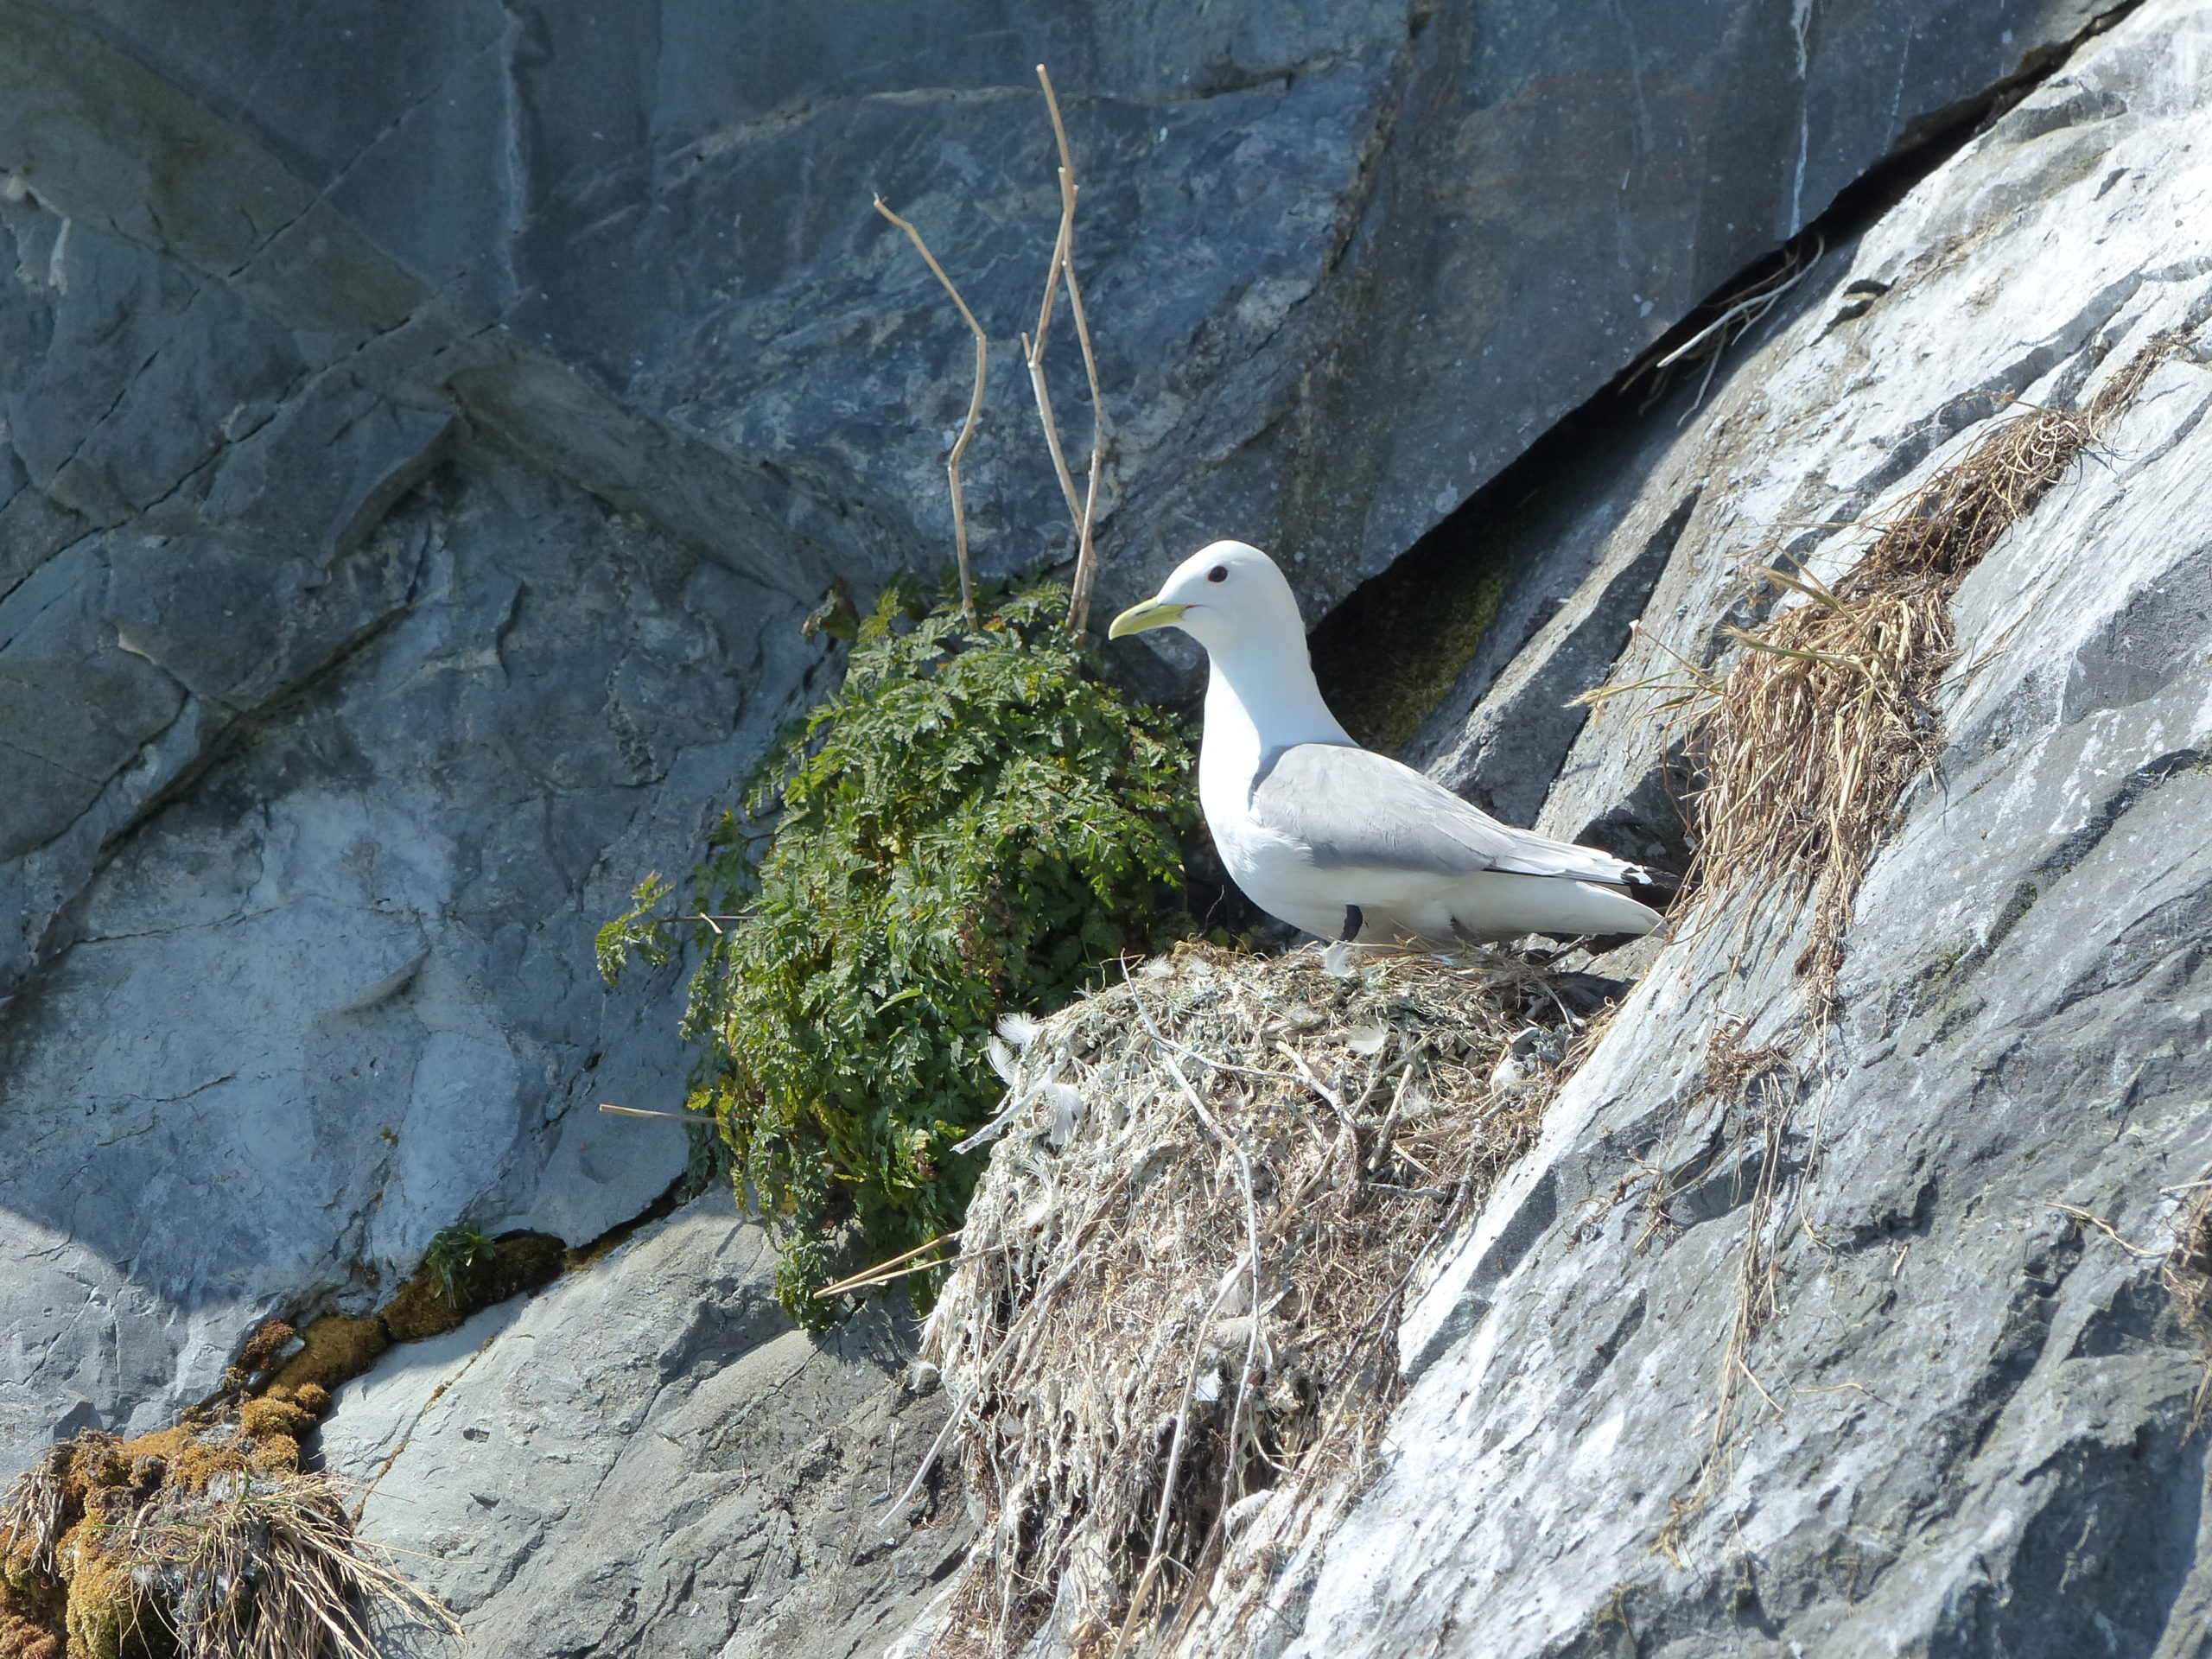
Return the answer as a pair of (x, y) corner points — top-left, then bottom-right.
(1109, 540), (1667, 947)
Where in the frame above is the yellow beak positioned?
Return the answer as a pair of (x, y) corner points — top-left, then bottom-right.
(1107, 598), (1190, 639)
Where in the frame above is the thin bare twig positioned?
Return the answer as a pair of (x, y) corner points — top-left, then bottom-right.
(2049, 1201), (2164, 1259)
(1021, 205), (1084, 531)
(1656, 237), (1824, 373)
(598, 1102), (715, 1122)
(814, 1231), (965, 1299)
(874, 196), (988, 624)
(1037, 65), (1110, 633)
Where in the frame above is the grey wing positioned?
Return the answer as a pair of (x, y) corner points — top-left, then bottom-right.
(1248, 743), (1640, 885)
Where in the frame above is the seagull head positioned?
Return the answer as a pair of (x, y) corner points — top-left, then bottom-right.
(1107, 540), (1307, 655)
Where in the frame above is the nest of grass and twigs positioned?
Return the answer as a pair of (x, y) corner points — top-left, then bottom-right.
(0, 1325), (455, 1659)
(1591, 327), (2187, 1014)
(896, 941), (1614, 1659)
(599, 578), (1199, 1322)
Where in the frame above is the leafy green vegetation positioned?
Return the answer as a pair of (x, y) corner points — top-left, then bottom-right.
(423, 1224), (498, 1301)
(601, 578), (1198, 1320)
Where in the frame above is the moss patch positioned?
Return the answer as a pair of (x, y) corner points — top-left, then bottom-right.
(0, 1322), (455, 1659)
(0, 1553), (65, 1659)
(1307, 522), (1516, 753)
(1, 1209), (578, 1651)
(264, 1314), (388, 1398)
(1, 1336), (302, 1659)
(381, 1230), (565, 1343)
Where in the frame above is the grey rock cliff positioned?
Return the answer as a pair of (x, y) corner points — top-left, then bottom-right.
(18, 0), (2106, 616)
(1251, 3), (2212, 1654)
(324, 1192), (967, 1659)
(0, 0), (2093, 1478)
(346, 4), (2212, 1655)
(3, 0), (2203, 1654)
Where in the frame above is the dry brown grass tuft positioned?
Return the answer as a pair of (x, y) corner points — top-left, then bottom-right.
(900, 942), (1611, 1659)
(1650, 1024), (1801, 1560)
(118, 1471), (451, 1659)
(0, 1322), (458, 1659)
(1683, 330), (2183, 1010)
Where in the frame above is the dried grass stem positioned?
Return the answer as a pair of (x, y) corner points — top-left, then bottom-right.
(1685, 330), (2183, 1008)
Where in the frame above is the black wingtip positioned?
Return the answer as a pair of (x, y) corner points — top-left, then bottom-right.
(1623, 864), (1683, 906)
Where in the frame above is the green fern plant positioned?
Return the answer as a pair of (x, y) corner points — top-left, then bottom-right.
(601, 577), (1197, 1321)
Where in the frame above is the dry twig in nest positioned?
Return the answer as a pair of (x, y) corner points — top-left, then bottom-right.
(906, 942), (1611, 1659)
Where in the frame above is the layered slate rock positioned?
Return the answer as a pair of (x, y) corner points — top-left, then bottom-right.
(324, 1191), (969, 1659)
(0, 184), (830, 1467)
(0, 0), (2103, 1491)
(1254, 3), (2212, 1654)
(27, 0), (2108, 620)
(320, 6), (2212, 1646)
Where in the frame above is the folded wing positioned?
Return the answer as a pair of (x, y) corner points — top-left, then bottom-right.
(1248, 742), (1646, 887)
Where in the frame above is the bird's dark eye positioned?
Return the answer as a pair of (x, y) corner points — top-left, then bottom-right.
(1207, 565), (1228, 583)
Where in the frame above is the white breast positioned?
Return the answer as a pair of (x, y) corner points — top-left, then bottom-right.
(1198, 677), (1353, 938)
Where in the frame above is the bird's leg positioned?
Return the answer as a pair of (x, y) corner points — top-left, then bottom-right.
(1338, 905), (1364, 944)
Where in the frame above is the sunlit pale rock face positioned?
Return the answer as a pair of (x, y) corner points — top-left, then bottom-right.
(6, 0), (2206, 1654)
(1263, 7), (2212, 1656)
